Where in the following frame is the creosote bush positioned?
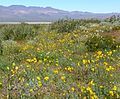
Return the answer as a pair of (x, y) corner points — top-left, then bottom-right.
(0, 24), (38, 41)
(51, 19), (101, 33)
(1, 40), (21, 55)
(85, 35), (119, 52)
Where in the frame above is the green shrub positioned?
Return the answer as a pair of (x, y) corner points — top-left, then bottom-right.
(85, 35), (119, 52)
(0, 56), (12, 72)
(0, 24), (37, 41)
(51, 19), (101, 33)
(51, 19), (77, 33)
(1, 40), (21, 55)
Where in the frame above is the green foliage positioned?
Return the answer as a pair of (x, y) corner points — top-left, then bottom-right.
(85, 35), (119, 52)
(51, 19), (77, 33)
(1, 40), (21, 55)
(0, 24), (38, 41)
(0, 56), (13, 72)
(105, 15), (120, 23)
(51, 19), (101, 33)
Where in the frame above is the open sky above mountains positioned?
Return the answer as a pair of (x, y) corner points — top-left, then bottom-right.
(0, 0), (120, 13)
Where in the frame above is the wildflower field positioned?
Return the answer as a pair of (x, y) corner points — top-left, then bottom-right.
(0, 17), (120, 98)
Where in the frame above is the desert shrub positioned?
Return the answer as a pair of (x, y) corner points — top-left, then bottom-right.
(51, 19), (101, 33)
(105, 15), (120, 23)
(0, 24), (37, 41)
(51, 19), (77, 33)
(0, 56), (13, 72)
(85, 35), (119, 52)
(1, 40), (21, 55)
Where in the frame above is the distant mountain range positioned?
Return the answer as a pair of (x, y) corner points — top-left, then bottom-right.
(0, 5), (120, 22)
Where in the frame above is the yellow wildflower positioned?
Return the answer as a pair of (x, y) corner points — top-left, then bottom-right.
(67, 67), (74, 72)
(7, 67), (10, 70)
(30, 89), (33, 92)
(106, 66), (114, 72)
(55, 63), (59, 66)
(44, 58), (47, 62)
(91, 68), (95, 72)
(53, 70), (59, 74)
(86, 87), (93, 94)
(61, 76), (66, 82)
(61, 76), (65, 80)
(33, 58), (37, 63)
(63, 93), (66, 96)
(89, 80), (95, 86)
(109, 91), (114, 96)
(11, 69), (15, 74)
(104, 62), (108, 66)
(26, 65), (30, 68)
(38, 81), (42, 87)
(36, 76), (41, 80)
(71, 87), (75, 92)
(112, 86), (117, 91)
(97, 51), (102, 55)
(110, 74), (113, 77)
(12, 62), (16, 66)
(100, 86), (103, 88)
(107, 51), (112, 56)
(83, 59), (87, 65)
(44, 76), (49, 81)
(27, 59), (31, 62)
(88, 60), (90, 64)
(78, 62), (80, 66)
(15, 66), (18, 70)
(0, 82), (2, 86)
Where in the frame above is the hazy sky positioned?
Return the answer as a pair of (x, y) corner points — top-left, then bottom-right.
(0, 0), (120, 13)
